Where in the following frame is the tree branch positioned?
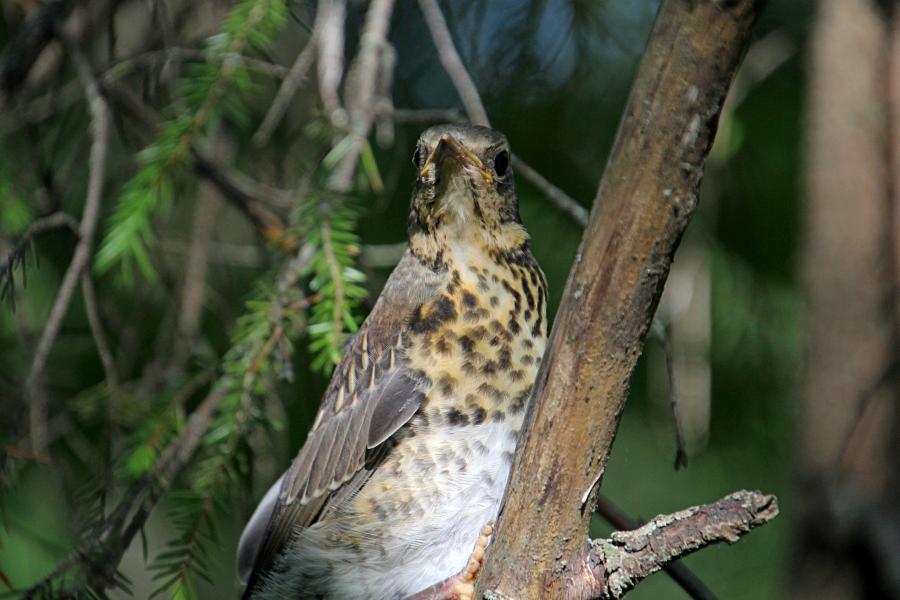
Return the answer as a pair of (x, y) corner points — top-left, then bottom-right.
(594, 496), (715, 600)
(21, 238), (317, 596)
(80, 273), (120, 416)
(25, 41), (110, 454)
(556, 491), (777, 600)
(417, 0), (489, 127)
(0, 46), (290, 136)
(253, 32), (318, 147)
(511, 154), (589, 227)
(416, 0), (587, 227)
(316, 0), (348, 126)
(475, 0), (767, 597)
(327, 0), (397, 192)
(0, 212), (79, 307)
(0, 0), (73, 107)
(21, 384), (225, 599)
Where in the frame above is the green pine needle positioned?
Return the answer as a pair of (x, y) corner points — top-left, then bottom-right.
(94, 0), (288, 284)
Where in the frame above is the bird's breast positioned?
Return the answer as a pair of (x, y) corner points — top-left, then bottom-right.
(405, 246), (548, 432)
(287, 247), (549, 600)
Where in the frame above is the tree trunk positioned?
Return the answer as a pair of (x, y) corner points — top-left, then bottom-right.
(475, 1), (765, 598)
(791, 0), (900, 598)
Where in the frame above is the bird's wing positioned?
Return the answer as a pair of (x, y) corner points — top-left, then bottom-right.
(240, 250), (443, 595)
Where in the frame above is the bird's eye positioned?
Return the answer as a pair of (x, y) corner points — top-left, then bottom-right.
(413, 144), (423, 167)
(494, 150), (510, 177)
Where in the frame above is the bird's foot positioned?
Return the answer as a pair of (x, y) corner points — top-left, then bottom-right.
(404, 521), (494, 600)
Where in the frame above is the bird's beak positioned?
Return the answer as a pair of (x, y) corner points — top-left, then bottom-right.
(420, 134), (493, 184)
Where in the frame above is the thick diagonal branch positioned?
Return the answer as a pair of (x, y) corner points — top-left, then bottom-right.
(476, 0), (766, 597)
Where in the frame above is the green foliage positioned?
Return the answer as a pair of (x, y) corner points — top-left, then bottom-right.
(94, 0), (288, 283)
(148, 272), (305, 599)
(151, 491), (222, 599)
(0, 177), (32, 236)
(295, 196), (367, 373)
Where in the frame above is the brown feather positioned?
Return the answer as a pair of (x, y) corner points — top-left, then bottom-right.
(241, 250), (444, 597)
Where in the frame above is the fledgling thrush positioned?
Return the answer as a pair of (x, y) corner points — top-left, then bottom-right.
(238, 124), (548, 600)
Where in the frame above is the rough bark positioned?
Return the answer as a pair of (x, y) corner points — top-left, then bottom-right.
(791, 1), (900, 598)
(475, 1), (765, 598)
(550, 491), (776, 600)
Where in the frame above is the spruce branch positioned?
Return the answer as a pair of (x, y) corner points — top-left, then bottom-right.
(0, 212), (79, 309)
(297, 199), (365, 373)
(22, 242), (315, 598)
(94, 0), (289, 282)
(0, 47), (290, 137)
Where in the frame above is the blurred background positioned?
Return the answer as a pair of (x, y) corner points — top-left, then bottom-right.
(1, 0), (897, 598)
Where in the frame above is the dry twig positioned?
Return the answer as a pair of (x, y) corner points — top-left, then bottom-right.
(0, 212), (79, 307)
(316, 0), (348, 125)
(416, 0), (586, 227)
(253, 32), (318, 147)
(417, 0), (489, 127)
(80, 273), (120, 413)
(0, 47), (289, 136)
(556, 491), (776, 600)
(328, 0), (397, 191)
(21, 386), (225, 599)
(168, 156), (224, 380)
(25, 43), (110, 454)
(511, 154), (589, 226)
(594, 495), (716, 600)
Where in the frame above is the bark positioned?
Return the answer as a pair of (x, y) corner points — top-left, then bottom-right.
(546, 491), (776, 600)
(791, 1), (900, 598)
(476, 1), (765, 598)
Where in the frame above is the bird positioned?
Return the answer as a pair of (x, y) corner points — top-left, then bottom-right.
(238, 123), (548, 600)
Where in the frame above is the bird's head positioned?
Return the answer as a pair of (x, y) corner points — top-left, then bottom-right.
(408, 124), (527, 260)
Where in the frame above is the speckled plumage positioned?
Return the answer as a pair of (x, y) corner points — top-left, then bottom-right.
(239, 125), (548, 600)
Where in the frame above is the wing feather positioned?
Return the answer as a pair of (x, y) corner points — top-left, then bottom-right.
(240, 250), (442, 598)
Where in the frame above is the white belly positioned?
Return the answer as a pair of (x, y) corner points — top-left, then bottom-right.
(258, 421), (518, 600)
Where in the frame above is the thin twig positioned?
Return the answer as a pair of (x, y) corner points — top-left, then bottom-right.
(22, 235), (316, 596)
(328, 0), (397, 192)
(80, 273), (120, 425)
(167, 160), (223, 381)
(0, 0), (75, 107)
(26, 43), (110, 454)
(417, 0), (489, 127)
(193, 153), (295, 250)
(0, 212), (79, 306)
(253, 32), (318, 147)
(316, 0), (348, 125)
(415, 0), (588, 227)
(100, 79), (296, 248)
(21, 386), (225, 599)
(650, 319), (688, 469)
(512, 154), (589, 227)
(0, 47), (289, 136)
